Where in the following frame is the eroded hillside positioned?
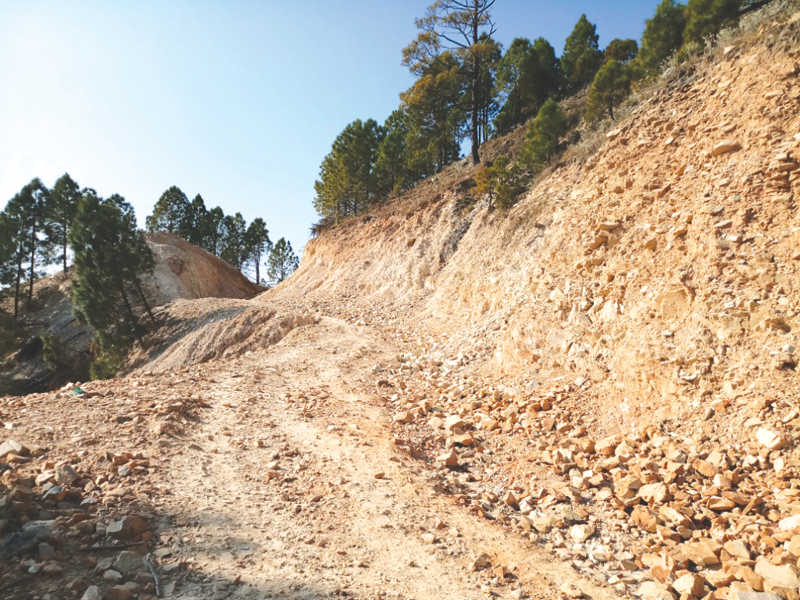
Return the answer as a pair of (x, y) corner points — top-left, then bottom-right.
(3, 6), (800, 600)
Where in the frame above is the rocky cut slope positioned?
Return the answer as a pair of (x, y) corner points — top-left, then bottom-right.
(275, 5), (800, 427)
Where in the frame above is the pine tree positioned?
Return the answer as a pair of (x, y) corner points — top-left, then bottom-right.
(585, 60), (633, 122)
(200, 207), (226, 256)
(146, 186), (189, 234)
(494, 37), (563, 135)
(267, 238), (299, 284)
(604, 39), (639, 64)
(637, 0), (688, 77)
(179, 194), (208, 246)
(3, 179), (52, 315)
(220, 212), (249, 271)
(684, 0), (741, 45)
(375, 109), (412, 196)
(48, 173), (81, 273)
(403, 0), (497, 164)
(313, 119), (383, 221)
(245, 218), (272, 286)
(69, 191), (156, 377)
(561, 15), (603, 91)
(475, 155), (525, 209)
(521, 98), (569, 169)
(400, 52), (465, 178)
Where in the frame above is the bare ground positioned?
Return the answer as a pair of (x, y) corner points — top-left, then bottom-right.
(1, 313), (621, 600)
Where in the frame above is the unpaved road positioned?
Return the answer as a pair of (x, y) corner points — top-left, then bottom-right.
(147, 316), (619, 600)
(1, 314), (621, 600)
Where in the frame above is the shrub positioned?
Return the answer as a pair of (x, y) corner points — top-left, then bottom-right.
(522, 99), (569, 169)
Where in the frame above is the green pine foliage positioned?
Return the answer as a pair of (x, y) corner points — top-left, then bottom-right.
(493, 37), (562, 135)
(585, 60), (633, 123)
(475, 155), (526, 209)
(69, 191), (157, 379)
(48, 173), (81, 273)
(636, 0), (688, 77)
(267, 238), (299, 284)
(604, 39), (639, 64)
(245, 218), (272, 286)
(684, 0), (742, 45)
(313, 119), (384, 222)
(220, 213), (249, 271)
(561, 15), (604, 90)
(521, 99), (569, 169)
(146, 186), (189, 233)
(3, 179), (53, 317)
(402, 0), (498, 165)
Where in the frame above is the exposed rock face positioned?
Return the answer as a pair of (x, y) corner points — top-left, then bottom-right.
(1, 233), (260, 393)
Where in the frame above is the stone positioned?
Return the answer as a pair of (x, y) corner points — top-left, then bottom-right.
(737, 567), (764, 592)
(754, 558), (800, 590)
(503, 491), (519, 510)
(533, 516), (554, 533)
(103, 569), (124, 583)
(731, 594), (786, 600)
(81, 587), (102, 600)
(570, 524), (595, 543)
(421, 533), (435, 545)
(724, 540), (752, 561)
(639, 581), (676, 600)
(779, 514), (800, 532)
(107, 516), (147, 540)
(436, 449), (458, 467)
(632, 505), (659, 532)
(712, 141), (742, 157)
(0, 440), (26, 459)
(104, 586), (132, 600)
(673, 573), (705, 597)
(113, 551), (143, 574)
(681, 540), (721, 567)
(43, 563), (63, 577)
(639, 482), (671, 504)
(393, 412), (414, 424)
(0, 525), (52, 557)
(756, 428), (786, 450)
(444, 415), (466, 431)
(55, 465), (79, 485)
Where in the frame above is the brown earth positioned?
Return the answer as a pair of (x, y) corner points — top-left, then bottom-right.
(3, 5), (800, 600)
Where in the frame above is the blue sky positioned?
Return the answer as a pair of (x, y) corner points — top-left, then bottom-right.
(0, 1), (661, 255)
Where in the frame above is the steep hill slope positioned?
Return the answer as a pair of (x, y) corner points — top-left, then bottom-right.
(275, 8), (800, 427)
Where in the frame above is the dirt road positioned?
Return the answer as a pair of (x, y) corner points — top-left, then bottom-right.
(146, 316), (619, 600)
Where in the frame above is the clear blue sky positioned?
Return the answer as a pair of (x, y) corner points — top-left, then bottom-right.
(0, 1), (661, 255)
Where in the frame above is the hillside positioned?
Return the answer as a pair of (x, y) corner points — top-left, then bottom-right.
(2, 6), (800, 600)
(0, 233), (260, 394)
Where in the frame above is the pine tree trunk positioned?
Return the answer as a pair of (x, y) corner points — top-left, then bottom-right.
(470, 10), (481, 165)
(63, 225), (68, 273)
(28, 216), (36, 309)
(14, 257), (23, 319)
(132, 279), (158, 325)
(255, 251), (261, 286)
(119, 285), (144, 344)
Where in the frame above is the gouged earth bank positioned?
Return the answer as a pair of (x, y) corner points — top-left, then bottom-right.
(273, 10), (800, 426)
(122, 298), (317, 374)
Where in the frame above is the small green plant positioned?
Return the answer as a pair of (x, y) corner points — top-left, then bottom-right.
(475, 155), (527, 210)
(585, 60), (633, 123)
(521, 98), (569, 170)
